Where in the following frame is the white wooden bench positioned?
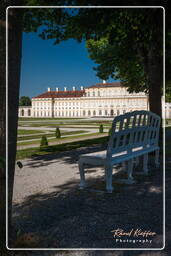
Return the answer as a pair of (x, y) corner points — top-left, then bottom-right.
(78, 111), (161, 193)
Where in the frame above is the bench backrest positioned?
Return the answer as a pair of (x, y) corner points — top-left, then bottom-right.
(107, 111), (161, 158)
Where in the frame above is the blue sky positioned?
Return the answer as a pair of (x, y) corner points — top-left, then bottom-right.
(20, 32), (115, 98)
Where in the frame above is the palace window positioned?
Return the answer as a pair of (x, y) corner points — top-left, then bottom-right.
(110, 109), (114, 116)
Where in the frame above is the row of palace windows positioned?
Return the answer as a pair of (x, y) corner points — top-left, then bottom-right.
(82, 109), (126, 116)
(33, 101), (80, 106)
(20, 109), (128, 117)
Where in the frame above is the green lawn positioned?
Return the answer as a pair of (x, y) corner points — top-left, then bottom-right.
(16, 135), (109, 160)
(18, 122), (112, 128)
(17, 129), (45, 135)
(17, 132), (107, 146)
(17, 130), (87, 141)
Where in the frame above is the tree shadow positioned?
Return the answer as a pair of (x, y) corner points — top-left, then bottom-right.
(22, 143), (108, 169)
(12, 162), (164, 250)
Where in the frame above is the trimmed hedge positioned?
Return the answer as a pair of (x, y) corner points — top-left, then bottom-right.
(99, 124), (104, 133)
(40, 135), (48, 147)
(56, 127), (61, 138)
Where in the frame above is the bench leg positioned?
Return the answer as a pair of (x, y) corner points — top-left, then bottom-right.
(155, 149), (160, 168)
(127, 159), (134, 184)
(143, 153), (148, 175)
(105, 164), (113, 193)
(122, 161), (127, 172)
(78, 161), (86, 189)
(135, 157), (139, 167)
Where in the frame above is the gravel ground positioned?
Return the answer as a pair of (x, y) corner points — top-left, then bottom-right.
(12, 140), (166, 251)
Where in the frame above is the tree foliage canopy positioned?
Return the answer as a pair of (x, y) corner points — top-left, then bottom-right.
(21, 6), (167, 94)
(19, 2), (171, 114)
(19, 96), (31, 106)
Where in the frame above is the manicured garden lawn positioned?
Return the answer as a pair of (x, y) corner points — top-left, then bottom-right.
(17, 129), (45, 135)
(17, 132), (107, 146)
(17, 130), (87, 141)
(18, 122), (112, 128)
(16, 135), (109, 159)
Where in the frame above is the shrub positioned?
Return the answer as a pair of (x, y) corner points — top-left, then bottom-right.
(99, 124), (103, 133)
(108, 127), (112, 136)
(40, 135), (48, 147)
(56, 127), (61, 138)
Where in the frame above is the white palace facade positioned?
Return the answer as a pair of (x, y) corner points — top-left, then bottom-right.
(19, 81), (170, 118)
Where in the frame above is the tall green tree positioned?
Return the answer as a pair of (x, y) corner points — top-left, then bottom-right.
(0, 2), (7, 252)
(0, 1), (67, 249)
(32, 7), (164, 117)
(19, 96), (31, 106)
(1, 1), (23, 250)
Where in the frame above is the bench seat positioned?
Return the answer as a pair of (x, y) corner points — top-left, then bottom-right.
(79, 145), (159, 165)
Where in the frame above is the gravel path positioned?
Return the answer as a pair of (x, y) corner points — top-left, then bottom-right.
(12, 143), (165, 250)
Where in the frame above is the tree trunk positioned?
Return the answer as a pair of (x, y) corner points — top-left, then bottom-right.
(0, 5), (7, 252)
(148, 54), (163, 118)
(147, 45), (163, 143)
(0, 4), (23, 250)
(8, 7), (23, 246)
(147, 9), (163, 119)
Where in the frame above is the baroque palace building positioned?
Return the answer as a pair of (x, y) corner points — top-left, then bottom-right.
(19, 81), (170, 118)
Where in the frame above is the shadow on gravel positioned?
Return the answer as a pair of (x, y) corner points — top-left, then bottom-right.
(23, 144), (108, 169)
(12, 161), (164, 250)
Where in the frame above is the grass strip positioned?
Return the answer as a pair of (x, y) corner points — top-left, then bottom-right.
(16, 135), (109, 160)
(17, 132), (107, 146)
(17, 130), (87, 141)
(17, 129), (45, 135)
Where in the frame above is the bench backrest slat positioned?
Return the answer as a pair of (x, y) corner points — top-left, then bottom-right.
(107, 111), (161, 158)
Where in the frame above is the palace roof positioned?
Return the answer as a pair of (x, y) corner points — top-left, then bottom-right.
(88, 82), (122, 88)
(33, 90), (85, 99)
(32, 82), (122, 99)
